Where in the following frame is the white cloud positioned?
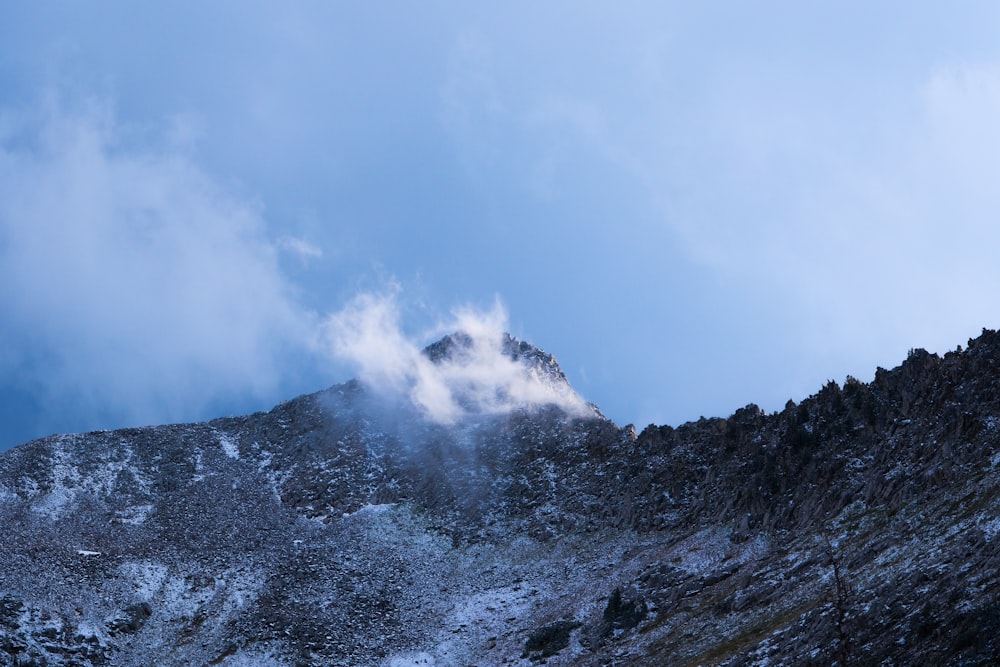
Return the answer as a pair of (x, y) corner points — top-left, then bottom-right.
(323, 291), (590, 424)
(278, 236), (323, 262)
(0, 95), (317, 426)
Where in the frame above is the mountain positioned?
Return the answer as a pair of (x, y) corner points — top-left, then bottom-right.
(1, 331), (1000, 666)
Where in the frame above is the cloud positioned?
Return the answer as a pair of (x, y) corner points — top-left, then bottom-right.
(614, 57), (1000, 375)
(323, 291), (590, 424)
(0, 95), (317, 427)
(278, 236), (323, 262)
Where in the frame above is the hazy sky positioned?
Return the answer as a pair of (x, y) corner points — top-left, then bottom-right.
(3, 2), (1000, 449)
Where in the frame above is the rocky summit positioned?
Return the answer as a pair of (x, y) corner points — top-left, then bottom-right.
(2, 330), (1000, 666)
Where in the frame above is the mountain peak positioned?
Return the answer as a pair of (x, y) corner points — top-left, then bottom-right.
(414, 330), (590, 422)
(422, 331), (570, 385)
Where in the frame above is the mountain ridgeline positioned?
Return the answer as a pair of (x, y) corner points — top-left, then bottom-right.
(1, 331), (1000, 665)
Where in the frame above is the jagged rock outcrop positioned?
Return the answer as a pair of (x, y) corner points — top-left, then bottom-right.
(1, 331), (999, 665)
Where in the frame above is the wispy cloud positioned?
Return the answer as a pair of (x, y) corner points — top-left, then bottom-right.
(0, 95), (317, 427)
(323, 291), (590, 424)
(278, 236), (323, 262)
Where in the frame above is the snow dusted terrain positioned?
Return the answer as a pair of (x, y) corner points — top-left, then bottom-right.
(1, 331), (1000, 665)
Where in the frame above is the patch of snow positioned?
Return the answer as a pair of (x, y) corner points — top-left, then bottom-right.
(883, 462), (907, 481)
(218, 567), (266, 614)
(948, 518), (970, 538)
(670, 527), (731, 575)
(253, 447), (289, 505)
(115, 504), (154, 525)
(737, 534), (770, 564)
(16, 476), (39, 498)
(846, 457), (870, 473)
(344, 503), (396, 517)
(213, 646), (289, 666)
(77, 550), (102, 556)
(74, 620), (108, 646)
(447, 585), (537, 630)
(384, 652), (437, 666)
(158, 573), (216, 618)
(838, 499), (867, 523)
(219, 433), (240, 459)
(32, 484), (76, 519)
(31, 439), (153, 519)
(979, 516), (1000, 541)
(119, 560), (169, 600)
(256, 447), (274, 470)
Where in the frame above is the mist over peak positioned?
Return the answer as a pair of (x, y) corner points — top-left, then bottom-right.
(423, 331), (570, 385)
(324, 293), (592, 424)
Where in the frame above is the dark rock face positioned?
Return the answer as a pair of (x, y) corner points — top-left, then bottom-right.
(601, 587), (646, 635)
(523, 621), (581, 661)
(1, 331), (1000, 665)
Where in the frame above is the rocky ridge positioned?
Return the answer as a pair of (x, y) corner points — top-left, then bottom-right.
(0, 331), (999, 665)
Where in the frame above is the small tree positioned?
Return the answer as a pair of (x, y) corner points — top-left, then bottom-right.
(822, 531), (854, 665)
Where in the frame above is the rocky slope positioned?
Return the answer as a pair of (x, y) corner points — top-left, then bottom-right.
(1, 331), (1000, 665)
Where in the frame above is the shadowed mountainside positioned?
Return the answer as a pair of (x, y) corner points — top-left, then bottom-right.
(1, 331), (1000, 665)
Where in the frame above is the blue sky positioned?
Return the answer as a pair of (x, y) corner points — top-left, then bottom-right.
(3, 2), (1000, 449)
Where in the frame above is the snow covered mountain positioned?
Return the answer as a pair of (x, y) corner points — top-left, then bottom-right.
(1, 331), (1000, 665)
